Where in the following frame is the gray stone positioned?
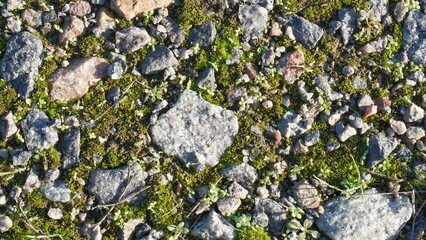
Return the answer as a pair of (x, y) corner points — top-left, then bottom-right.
(21, 9), (42, 28)
(338, 7), (358, 45)
(116, 26), (150, 53)
(110, 0), (173, 20)
(326, 141), (341, 152)
(0, 215), (12, 233)
(238, 5), (268, 41)
(342, 65), (355, 76)
(58, 128), (80, 170)
(220, 163), (258, 189)
(367, 134), (399, 168)
(228, 181), (248, 200)
(393, 2), (407, 23)
(47, 208), (63, 220)
(0, 32), (43, 98)
(406, 126), (425, 140)
(6, 0), (25, 11)
(304, 130), (320, 147)
(278, 15), (324, 49)
(161, 17), (185, 47)
(337, 125), (357, 142)
(253, 199), (287, 236)
(190, 210), (237, 240)
(188, 21), (217, 49)
(69, 1), (91, 16)
(394, 146), (413, 161)
(88, 162), (147, 205)
(140, 45), (178, 75)
(10, 147), (32, 166)
(403, 103), (425, 123)
(277, 110), (311, 138)
(196, 67), (217, 89)
(23, 168), (40, 193)
(389, 119), (407, 135)
(292, 180), (320, 209)
(40, 180), (71, 203)
(315, 75), (332, 96)
(120, 218), (144, 240)
(42, 10), (58, 23)
(316, 189), (412, 240)
(217, 197), (241, 216)
(369, 0), (389, 22)
(353, 76), (367, 89)
(151, 90), (238, 171)
(106, 86), (121, 104)
(21, 109), (58, 151)
(0, 112), (18, 141)
(403, 10), (426, 66)
(108, 61), (126, 80)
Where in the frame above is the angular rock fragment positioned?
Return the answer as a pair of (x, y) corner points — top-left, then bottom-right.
(188, 21), (217, 49)
(0, 112), (18, 141)
(220, 163), (258, 189)
(48, 57), (110, 101)
(58, 16), (86, 43)
(278, 15), (324, 49)
(359, 35), (388, 53)
(110, 0), (173, 20)
(403, 10), (426, 66)
(161, 17), (185, 46)
(316, 189), (412, 240)
(88, 162), (147, 205)
(21, 9), (42, 28)
(23, 167), (40, 193)
(69, 1), (91, 17)
(292, 180), (321, 209)
(275, 49), (305, 84)
(40, 180), (71, 203)
(196, 67), (216, 89)
(140, 45), (178, 75)
(21, 109), (58, 151)
(238, 5), (268, 41)
(367, 134), (399, 168)
(190, 210), (237, 240)
(10, 147), (32, 166)
(217, 197), (241, 216)
(116, 26), (151, 53)
(403, 103), (425, 123)
(0, 32), (43, 98)
(338, 8), (357, 45)
(253, 199), (287, 236)
(59, 128), (80, 170)
(369, 0), (389, 22)
(151, 90), (238, 171)
(0, 215), (12, 233)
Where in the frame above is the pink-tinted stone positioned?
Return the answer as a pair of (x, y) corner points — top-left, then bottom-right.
(276, 49), (305, 84)
(48, 58), (109, 101)
(58, 16), (86, 43)
(69, 1), (91, 17)
(110, 0), (173, 20)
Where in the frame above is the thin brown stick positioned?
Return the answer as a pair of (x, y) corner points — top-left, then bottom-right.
(366, 170), (404, 183)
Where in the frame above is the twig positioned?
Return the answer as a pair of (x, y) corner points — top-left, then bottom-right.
(185, 176), (222, 218)
(94, 80), (136, 122)
(366, 170), (404, 183)
(0, 167), (27, 177)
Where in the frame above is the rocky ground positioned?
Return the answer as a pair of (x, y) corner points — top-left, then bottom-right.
(0, 0), (426, 239)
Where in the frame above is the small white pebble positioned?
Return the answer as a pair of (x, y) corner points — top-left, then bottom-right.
(262, 100), (273, 109)
(48, 208), (63, 220)
(0, 215), (12, 233)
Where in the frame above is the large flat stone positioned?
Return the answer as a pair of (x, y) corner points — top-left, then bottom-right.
(316, 190), (412, 240)
(403, 10), (426, 66)
(150, 90), (238, 171)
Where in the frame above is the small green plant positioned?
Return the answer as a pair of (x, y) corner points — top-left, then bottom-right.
(167, 222), (189, 240)
(232, 214), (253, 228)
(287, 219), (320, 240)
(287, 207), (304, 220)
(405, 0), (421, 11)
(200, 184), (227, 205)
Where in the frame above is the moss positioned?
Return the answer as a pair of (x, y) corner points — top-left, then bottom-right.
(238, 227), (271, 240)
(77, 35), (106, 58)
(176, 0), (210, 32)
(0, 81), (19, 116)
(146, 181), (181, 227)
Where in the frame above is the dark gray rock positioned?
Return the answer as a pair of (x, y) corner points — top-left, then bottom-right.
(140, 45), (178, 75)
(161, 17), (185, 47)
(188, 21), (217, 49)
(196, 67), (216, 89)
(190, 210), (237, 240)
(326, 141), (341, 152)
(40, 180), (71, 203)
(403, 10), (426, 66)
(277, 110), (311, 138)
(238, 5), (268, 41)
(58, 128), (80, 170)
(278, 14), (324, 49)
(304, 130), (320, 147)
(316, 189), (412, 240)
(10, 147), (32, 166)
(394, 145), (413, 161)
(369, 0), (389, 22)
(151, 90), (238, 171)
(367, 134), (399, 168)
(217, 197), (241, 216)
(88, 162), (147, 205)
(116, 26), (150, 53)
(42, 10), (58, 23)
(220, 163), (258, 189)
(338, 8), (358, 45)
(106, 86), (121, 104)
(253, 199), (287, 236)
(21, 109), (58, 151)
(0, 32), (43, 98)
